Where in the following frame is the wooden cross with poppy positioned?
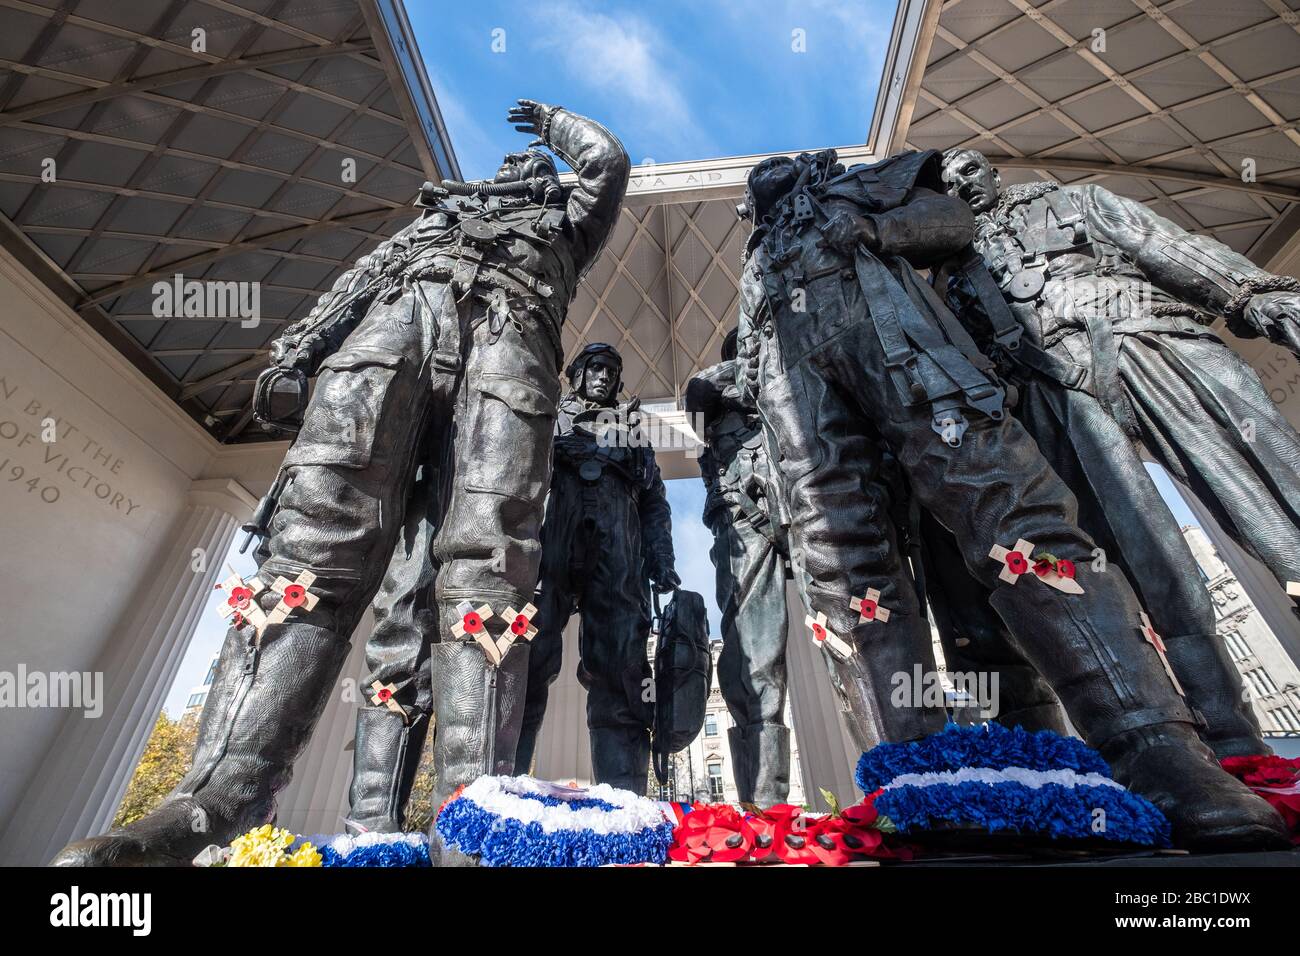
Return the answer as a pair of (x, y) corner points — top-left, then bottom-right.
(805, 611), (853, 659)
(452, 601), (505, 664)
(266, 569), (320, 626)
(369, 680), (408, 719)
(1139, 612), (1185, 697)
(989, 538), (1034, 584)
(483, 603), (539, 666)
(215, 569), (268, 634)
(849, 589), (890, 623)
(501, 603), (538, 647)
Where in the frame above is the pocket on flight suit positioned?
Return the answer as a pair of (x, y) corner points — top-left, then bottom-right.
(757, 368), (823, 485)
(461, 371), (558, 503)
(283, 346), (406, 470)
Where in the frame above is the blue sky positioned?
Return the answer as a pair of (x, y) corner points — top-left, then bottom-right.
(405, 0), (898, 178)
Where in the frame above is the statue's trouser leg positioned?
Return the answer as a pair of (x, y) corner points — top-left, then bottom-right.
(726, 727), (754, 801)
(713, 513), (791, 805)
(348, 460), (443, 832)
(579, 528), (655, 794)
(918, 511), (1070, 734)
(769, 321), (1285, 848)
(758, 360), (946, 747)
(1016, 362), (1269, 757)
(429, 310), (560, 818)
(1125, 336), (1300, 599)
(51, 305), (440, 866)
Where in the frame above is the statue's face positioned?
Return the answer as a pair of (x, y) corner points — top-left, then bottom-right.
(580, 354), (619, 405)
(942, 150), (1000, 214)
(495, 152), (527, 184)
(747, 156), (799, 221)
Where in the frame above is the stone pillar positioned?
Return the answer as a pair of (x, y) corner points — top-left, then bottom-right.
(783, 580), (863, 812)
(0, 478), (255, 865)
(532, 618), (594, 784)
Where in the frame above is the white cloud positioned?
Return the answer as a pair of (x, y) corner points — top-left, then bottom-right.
(529, 1), (716, 158)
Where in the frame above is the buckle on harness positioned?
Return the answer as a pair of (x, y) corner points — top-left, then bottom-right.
(993, 324), (1022, 352)
(792, 192), (814, 224)
(966, 383), (1006, 422)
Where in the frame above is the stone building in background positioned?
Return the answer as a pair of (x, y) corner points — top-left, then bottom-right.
(1183, 526), (1300, 738)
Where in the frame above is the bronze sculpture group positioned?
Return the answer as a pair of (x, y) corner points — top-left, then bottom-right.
(51, 99), (1300, 865)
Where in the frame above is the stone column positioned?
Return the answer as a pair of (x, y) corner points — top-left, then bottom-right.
(783, 580), (864, 812)
(532, 618), (594, 784)
(0, 478), (255, 865)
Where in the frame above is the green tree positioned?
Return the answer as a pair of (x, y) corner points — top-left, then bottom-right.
(403, 736), (437, 832)
(113, 710), (199, 828)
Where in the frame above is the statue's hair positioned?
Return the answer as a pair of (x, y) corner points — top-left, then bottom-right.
(941, 146), (986, 167)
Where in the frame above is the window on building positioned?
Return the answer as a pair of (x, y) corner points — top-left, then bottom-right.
(1269, 705), (1300, 732)
(204, 657), (218, 686)
(707, 762), (724, 799)
(186, 692), (205, 708)
(705, 713), (718, 737)
(1246, 668), (1278, 697)
(1223, 631), (1251, 661)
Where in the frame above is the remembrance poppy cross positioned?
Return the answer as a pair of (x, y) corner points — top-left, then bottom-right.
(215, 569), (268, 635)
(452, 601), (508, 665)
(988, 538), (1035, 585)
(849, 589), (890, 623)
(369, 680), (408, 720)
(805, 611), (853, 659)
(266, 569), (320, 626)
(1139, 612), (1185, 697)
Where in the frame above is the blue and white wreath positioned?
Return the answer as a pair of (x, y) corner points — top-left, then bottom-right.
(855, 723), (1171, 847)
(435, 775), (674, 867)
(313, 831), (431, 867)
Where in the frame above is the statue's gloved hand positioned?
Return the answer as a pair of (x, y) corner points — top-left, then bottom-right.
(269, 332), (324, 374)
(1243, 291), (1300, 357)
(818, 210), (879, 256)
(507, 98), (558, 141)
(646, 554), (680, 594)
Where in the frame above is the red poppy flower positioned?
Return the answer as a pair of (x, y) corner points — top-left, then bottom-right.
(1006, 551), (1028, 575)
(462, 611), (483, 634)
(1220, 756), (1300, 844)
(377, 687), (392, 702)
(282, 584), (307, 607)
(811, 622), (826, 641)
(841, 797), (879, 828)
(1057, 559), (1076, 579)
(511, 614), (530, 635)
(860, 599), (878, 619)
(770, 808), (820, 865)
(668, 804), (749, 863)
(810, 815), (884, 865)
(743, 814), (778, 862)
(228, 586), (253, 609)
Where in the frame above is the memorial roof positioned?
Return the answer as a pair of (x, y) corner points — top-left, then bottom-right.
(0, 0), (457, 441)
